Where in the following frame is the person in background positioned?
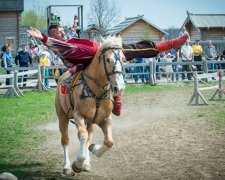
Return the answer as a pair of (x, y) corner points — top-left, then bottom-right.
(192, 39), (203, 73)
(73, 15), (80, 38)
(1, 43), (8, 67)
(29, 42), (39, 64)
(181, 40), (193, 80)
(67, 27), (78, 39)
(39, 52), (51, 89)
(2, 45), (13, 85)
(53, 55), (65, 84)
(133, 57), (145, 83)
(220, 50), (225, 69)
(204, 40), (217, 79)
(179, 26), (190, 40)
(15, 44), (32, 87)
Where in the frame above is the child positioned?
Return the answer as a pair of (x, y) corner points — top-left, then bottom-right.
(39, 52), (51, 88)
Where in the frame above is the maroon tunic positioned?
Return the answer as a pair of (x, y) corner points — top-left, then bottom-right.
(42, 34), (99, 67)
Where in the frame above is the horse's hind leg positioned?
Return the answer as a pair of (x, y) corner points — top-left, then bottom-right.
(89, 117), (114, 157)
(56, 101), (71, 175)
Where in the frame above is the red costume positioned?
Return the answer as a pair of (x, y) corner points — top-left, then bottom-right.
(41, 33), (188, 116)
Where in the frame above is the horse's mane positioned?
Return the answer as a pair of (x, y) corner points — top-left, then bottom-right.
(99, 36), (122, 51)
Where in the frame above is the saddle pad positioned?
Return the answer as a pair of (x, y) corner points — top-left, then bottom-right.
(59, 71), (82, 96)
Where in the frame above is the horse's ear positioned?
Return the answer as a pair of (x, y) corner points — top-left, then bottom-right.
(115, 33), (121, 38)
(99, 36), (105, 43)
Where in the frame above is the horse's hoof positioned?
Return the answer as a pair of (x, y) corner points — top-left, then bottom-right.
(83, 164), (91, 172)
(63, 168), (71, 176)
(72, 162), (82, 173)
(89, 144), (95, 152)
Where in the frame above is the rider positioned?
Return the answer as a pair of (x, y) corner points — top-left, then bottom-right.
(27, 25), (188, 116)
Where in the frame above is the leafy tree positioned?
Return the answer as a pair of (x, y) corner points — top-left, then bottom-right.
(88, 0), (121, 32)
(140, 25), (152, 41)
(22, 0), (48, 29)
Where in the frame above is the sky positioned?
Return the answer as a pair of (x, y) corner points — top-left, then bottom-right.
(24, 0), (225, 29)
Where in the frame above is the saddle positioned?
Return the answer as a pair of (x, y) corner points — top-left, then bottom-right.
(59, 65), (83, 95)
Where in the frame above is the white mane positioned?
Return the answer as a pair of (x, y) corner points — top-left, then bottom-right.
(99, 35), (122, 50)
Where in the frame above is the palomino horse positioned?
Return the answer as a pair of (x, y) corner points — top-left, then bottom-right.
(55, 36), (126, 174)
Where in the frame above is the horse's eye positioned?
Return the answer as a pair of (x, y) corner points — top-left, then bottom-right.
(106, 58), (110, 62)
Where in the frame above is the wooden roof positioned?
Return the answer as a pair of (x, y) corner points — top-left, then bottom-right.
(182, 11), (225, 29)
(0, 0), (24, 11)
(105, 15), (168, 35)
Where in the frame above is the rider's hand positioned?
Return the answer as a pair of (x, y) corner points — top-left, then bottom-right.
(27, 28), (44, 40)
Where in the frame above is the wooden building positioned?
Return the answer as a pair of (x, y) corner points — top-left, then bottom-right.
(105, 15), (167, 43)
(182, 11), (225, 54)
(104, 15), (167, 44)
(182, 11), (225, 41)
(83, 24), (102, 41)
(0, 0), (24, 56)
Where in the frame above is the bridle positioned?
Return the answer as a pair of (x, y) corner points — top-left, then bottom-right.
(99, 47), (124, 82)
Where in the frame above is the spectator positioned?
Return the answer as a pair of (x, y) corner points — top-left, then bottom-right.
(73, 15), (80, 38)
(179, 26), (190, 40)
(164, 53), (174, 81)
(29, 42), (39, 64)
(15, 44), (32, 87)
(53, 55), (65, 83)
(170, 48), (180, 81)
(51, 14), (60, 25)
(192, 39), (203, 73)
(220, 50), (225, 69)
(67, 28), (78, 39)
(181, 40), (193, 80)
(39, 52), (51, 88)
(1, 43), (8, 67)
(156, 36), (168, 80)
(2, 45), (13, 85)
(133, 57), (145, 83)
(204, 40), (217, 77)
(144, 57), (153, 83)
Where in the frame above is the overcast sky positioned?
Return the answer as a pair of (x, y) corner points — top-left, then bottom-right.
(24, 0), (225, 29)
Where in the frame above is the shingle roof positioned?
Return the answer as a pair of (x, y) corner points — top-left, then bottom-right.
(183, 12), (225, 29)
(105, 15), (168, 35)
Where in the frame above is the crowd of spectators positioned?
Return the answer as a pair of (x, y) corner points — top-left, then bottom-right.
(126, 26), (225, 83)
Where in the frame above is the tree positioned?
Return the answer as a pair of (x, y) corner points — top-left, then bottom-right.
(88, 0), (121, 32)
(139, 25), (152, 41)
(22, 0), (48, 29)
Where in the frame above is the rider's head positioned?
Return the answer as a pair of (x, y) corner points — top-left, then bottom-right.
(48, 25), (67, 42)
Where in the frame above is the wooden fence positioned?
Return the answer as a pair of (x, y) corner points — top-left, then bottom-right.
(0, 60), (225, 97)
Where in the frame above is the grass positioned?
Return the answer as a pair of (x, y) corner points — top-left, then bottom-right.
(0, 90), (57, 177)
(0, 84), (224, 178)
(124, 83), (193, 94)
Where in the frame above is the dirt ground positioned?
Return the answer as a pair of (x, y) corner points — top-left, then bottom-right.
(39, 88), (225, 180)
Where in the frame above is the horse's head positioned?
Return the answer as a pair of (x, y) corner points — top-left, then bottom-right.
(98, 35), (126, 96)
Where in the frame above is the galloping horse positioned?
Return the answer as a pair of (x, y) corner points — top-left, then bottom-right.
(55, 36), (126, 174)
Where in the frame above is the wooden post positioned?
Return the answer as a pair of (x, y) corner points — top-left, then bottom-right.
(210, 70), (224, 101)
(14, 70), (24, 97)
(188, 71), (209, 105)
(35, 65), (47, 91)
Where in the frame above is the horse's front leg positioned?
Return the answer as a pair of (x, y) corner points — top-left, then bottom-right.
(89, 116), (114, 157)
(72, 113), (88, 173)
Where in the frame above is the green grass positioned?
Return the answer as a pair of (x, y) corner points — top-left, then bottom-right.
(124, 83), (193, 94)
(0, 90), (57, 177)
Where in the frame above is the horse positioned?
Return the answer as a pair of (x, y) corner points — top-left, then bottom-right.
(55, 35), (126, 174)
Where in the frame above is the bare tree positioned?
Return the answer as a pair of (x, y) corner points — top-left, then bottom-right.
(88, 0), (121, 32)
